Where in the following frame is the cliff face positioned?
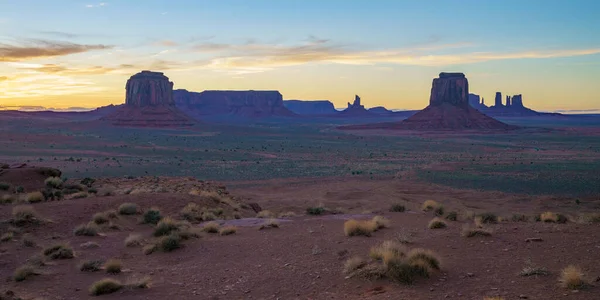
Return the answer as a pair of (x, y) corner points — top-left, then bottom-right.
(125, 71), (174, 107)
(173, 89), (296, 117)
(429, 73), (469, 109)
(283, 100), (336, 115)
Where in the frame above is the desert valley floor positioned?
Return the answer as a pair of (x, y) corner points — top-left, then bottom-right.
(1, 115), (599, 300)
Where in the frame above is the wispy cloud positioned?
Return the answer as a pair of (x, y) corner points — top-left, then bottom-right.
(86, 2), (107, 8)
(154, 40), (178, 47)
(0, 39), (113, 62)
(0, 73), (105, 98)
(38, 31), (80, 39)
(14, 63), (116, 75)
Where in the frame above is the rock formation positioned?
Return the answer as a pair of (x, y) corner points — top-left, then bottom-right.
(101, 71), (194, 127)
(340, 72), (515, 130)
(173, 89), (296, 118)
(125, 71), (174, 106)
(339, 95), (375, 117)
(511, 94), (523, 108)
(505, 95), (511, 107)
(494, 92), (502, 107)
(283, 100), (337, 115)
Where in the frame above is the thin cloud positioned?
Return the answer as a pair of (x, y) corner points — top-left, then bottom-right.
(0, 73), (105, 98)
(0, 39), (113, 62)
(38, 31), (80, 39)
(154, 40), (178, 47)
(17, 63), (116, 75)
(86, 2), (107, 8)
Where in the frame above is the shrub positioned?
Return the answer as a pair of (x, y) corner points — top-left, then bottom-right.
(540, 212), (567, 223)
(219, 226), (237, 236)
(461, 225), (492, 237)
(343, 256), (367, 274)
(372, 216), (390, 229)
(80, 177), (95, 187)
(1, 194), (16, 204)
(476, 212), (498, 224)
(306, 207), (325, 215)
(579, 213), (600, 224)
(344, 219), (377, 237)
(89, 278), (123, 296)
(389, 204), (406, 212)
(14, 265), (39, 282)
(1, 232), (13, 242)
(92, 212), (109, 225)
(105, 209), (118, 219)
(445, 211), (458, 221)
(259, 219), (280, 230)
(256, 210), (275, 218)
(44, 177), (63, 188)
(202, 221), (220, 233)
(143, 244), (157, 255)
(12, 205), (42, 226)
(22, 233), (36, 247)
(433, 206), (444, 216)
(74, 222), (99, 236)
(511, 214), (529, 222)
(104, 259), (122, 274)
(559, 265), (586, 290)
(406, 248), (441, 271)
(15, 186), (24, 193)
(421, 200), (441, 211)
(118, 203), (139, 215)
(428, 218), (447, 229)
(157, 234), (181, 252)
(26, 191), (44, 203)
(369, 240), (407, 261)
(143, 207), (162, 224)
(43, 243), (74, 259)
(124, 234), (143, 247)
(153, 217), (180, 237)
(180, 203), (203, 222)
(201, 211), (217, 221)
(278, 211), (296, 218)
(79, 259), (103, 272)
(0, 181), (11, 191)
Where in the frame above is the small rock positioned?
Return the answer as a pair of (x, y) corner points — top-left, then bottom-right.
(525, 237), (543, 242)
(519, 295), (528, 299)
(467, 273), (475, 277)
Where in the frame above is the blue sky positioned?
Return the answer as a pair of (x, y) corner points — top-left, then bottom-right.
(1, 0), (599, 110)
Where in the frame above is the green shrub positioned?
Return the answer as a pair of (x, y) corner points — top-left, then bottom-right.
(44, 177), (63, 188)
(157, 234), (181, 252)
(74, 222), (99, 236)
(143, 208), (162, 224)
(89, 278), (123, 296)
(153, 217), (180, 236)
(0, 182), (11, 191)
(14, 265), (38, 282)
(118, 203), (139, 215)
(445, 211), (458, 221)
(477, 213), (498, 224)
(79, 259), (103, 272)
(80, 177), (95, 187)
(43, 243), (74, 259)
(306, 207), (325, 215)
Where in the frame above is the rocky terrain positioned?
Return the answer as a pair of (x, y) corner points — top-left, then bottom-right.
(338, 95), (376, 117)
(101, 71), (194, 127)
(283, 100), (337, 115)
(469, 92), (560, 117)
(340, 73), (516, 130)
(174, 89), (296, 118)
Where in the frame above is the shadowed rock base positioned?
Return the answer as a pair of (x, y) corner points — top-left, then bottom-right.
(101, 106), (194, 127)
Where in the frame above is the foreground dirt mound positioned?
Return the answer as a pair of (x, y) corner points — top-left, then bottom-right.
(0, 165), (61, 193)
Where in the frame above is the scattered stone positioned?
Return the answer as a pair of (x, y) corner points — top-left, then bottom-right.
(519, 295), (528, 299)
(525, 238), (543, 242)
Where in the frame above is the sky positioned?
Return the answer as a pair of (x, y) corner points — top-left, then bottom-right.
(1, 0), (599, 111)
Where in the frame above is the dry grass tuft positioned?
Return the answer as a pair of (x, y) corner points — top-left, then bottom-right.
(80, 241), (100, 249)
(104, 259), (122, 274)
(79, 259), (103, 272)
(124, 234), (143, 247)
(92, 212), (109, 225)
(259, 219), (280, 230)
(344, 219), (377, 237)
(256, 210), (274, 218)
(369, 240), (407, 261)
(143, 244), (157, 255)
(421, 200), (443, 213)
(202, 221), (220, 233)
(156, 234), (181, 252)
(428, 218), (447, 229)
(372, 216), (390, 229)
(43, 243), (74, 259)
(118, 203), (139, 215)
(578, 213), (600, 224)
(1, 232), (13, 242)
(25, 191), (44, 203)
(219, 226), (237, 236)
(14, 265), (39, 282)
(44, 176), (63, 188)
(21, 233), (37, 247)
(278, 211), (297, 218)
(343, 256), (367, 274)
(12, 205), (43, 226)
(74, 222), (100, 236)
(153, 217), (181, 237)
(559, 265), (586, 290)
(461, 225), (493, 237)
(540, 211), (567, 223)
(89, 278), (123, 295)
(142, 207), (162, 225)
(180, 202), (203, 222)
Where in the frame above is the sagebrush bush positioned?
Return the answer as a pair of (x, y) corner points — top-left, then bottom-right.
(219, 226), (237, 236)
(256, 210), (275, 218)
(421, 200), (441, 211)
(445, 211), (458, 221)
(43, 243), (74, 259)
(44, 176), (63, 188)
(153, 217), (180, 237)
(202, 221), (220, 233)
(389, 204), (406, 212)
(0, 181), (12, 191)
(157, 234), (181, 252)
(118, 203), (139, 215)
(104, 259), (122, 274)
(477, 212), (498, 224)
(92, 212), (109, 225)
(74, 222), (99, 236)
(344, 219), (377, 237)
(89, 278), (123, 295)
(278, 211), (296, 218)
(12, 205), (42, 226)
(372, 216), (390, 229)
(428, 218), (447, 229)
(14, 265), (38, 282)
(461, 225), (492, 237)
(26, 191), (44, 203)
(306, 207), (325, 215)
(180, 202), (203, 222)
(79, 259), (103, 272)
(143, 207), (162, 224)
(124, 234), (143, 247)
(540, 211), (567, 223)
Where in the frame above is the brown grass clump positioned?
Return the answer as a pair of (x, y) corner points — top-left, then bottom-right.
(343, 256), (367, 275)
(578, 213), (600, 224)
(92, 212), (109, 225)
(259, 219), (280, 230)
(118, 203), (139, 215)
(540, 211), (567, 223)
(12, 205), (43, 226)
(43, 243), (74, 259)
(202, 221), (220, 233)
(74, 222), (100, 236)
(14, 265), (40, 282)
(104, 259), (122, 274)
(372, 216), (390, 229)
(344, 219), (377, 237)
(1, 232), (13, 242)
(143, 244), (157, 255)
(124, 234), (143, 247)
(256, 210), (274, 218)
(421, 200), (441, 211)
(461, 225), (493, 237)
(427, 218), (447, 229)
(89, 278), (123, 295)
(369, 240), (407, 261)
(559, 265), (586, 290)
(44, 176), (63, 188)
(25, 191), (44, 203)
(180, 202), (203, 222)
(156, 234), (181, 252)
(278, 211), (297, 218)
(79, 259), (103, 272)
(219, 226), (237, 236)
(153, 217), (180, 236)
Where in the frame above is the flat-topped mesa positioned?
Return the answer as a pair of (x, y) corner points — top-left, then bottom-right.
(125, 71), (174, 107)
(429, 72), (469, 109)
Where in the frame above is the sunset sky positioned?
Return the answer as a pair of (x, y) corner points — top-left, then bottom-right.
(1, 0), (599, 111)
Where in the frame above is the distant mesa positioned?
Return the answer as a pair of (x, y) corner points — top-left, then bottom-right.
(468, 91), (550, 117)
(338, 95), (377, 117)
(368, 106), (394, 115)
(101, 71), (195, 127)
(283, 100), (337, 115)
(340, 72), (516, 131)
(174, 89), (296, 118)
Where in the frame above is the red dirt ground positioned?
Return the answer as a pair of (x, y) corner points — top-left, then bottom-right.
(1, 175), (599, 300)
